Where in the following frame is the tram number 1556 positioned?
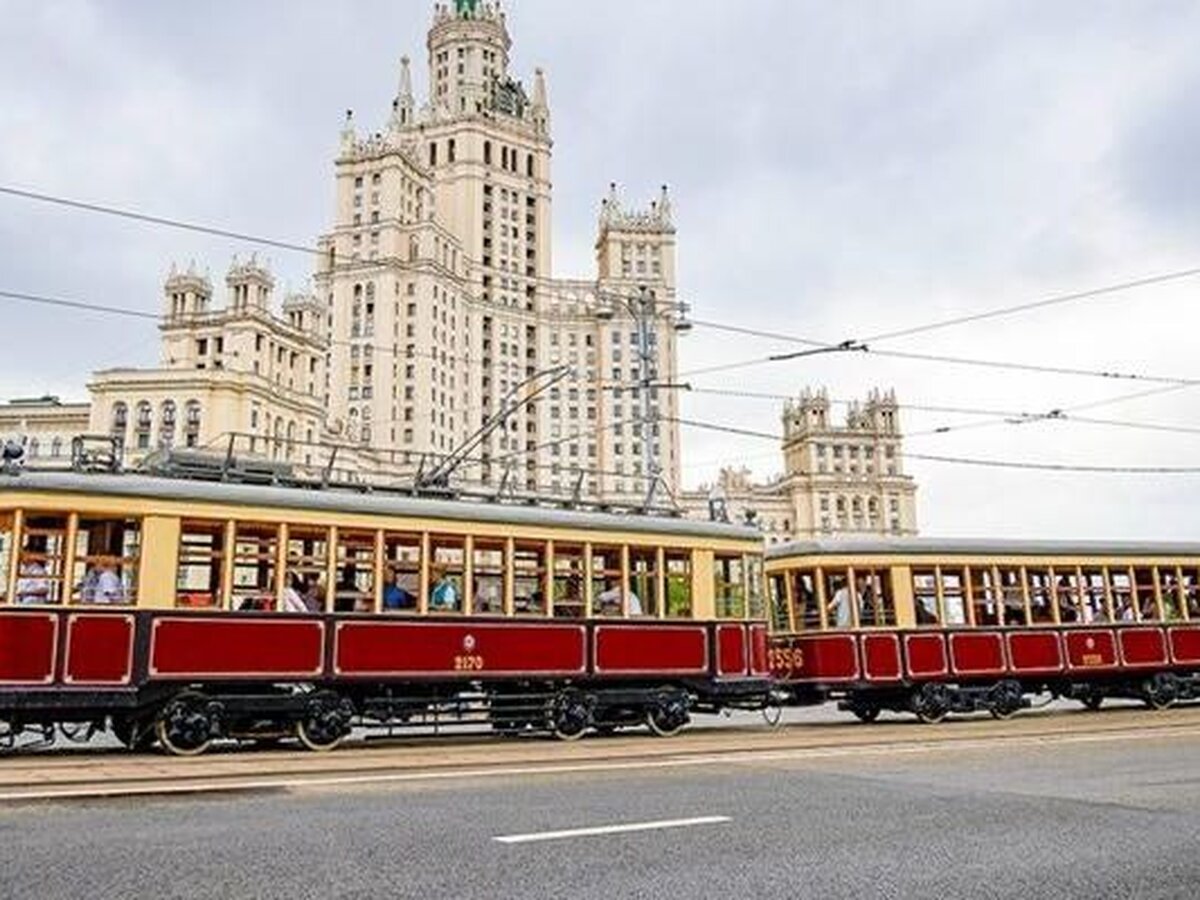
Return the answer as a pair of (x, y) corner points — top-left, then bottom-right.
(768, 647), (804, 672)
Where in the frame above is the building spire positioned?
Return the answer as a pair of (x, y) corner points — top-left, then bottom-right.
(531, 67), (550, 133)
(392, 56), (414, 129)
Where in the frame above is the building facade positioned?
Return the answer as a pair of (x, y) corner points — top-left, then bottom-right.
(681, 390), (919, 543)
(4, 2), (688, 499)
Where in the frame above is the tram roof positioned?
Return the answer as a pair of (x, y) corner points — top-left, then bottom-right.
(767, 536), (1200, 560)
(0, 470), (761, 542)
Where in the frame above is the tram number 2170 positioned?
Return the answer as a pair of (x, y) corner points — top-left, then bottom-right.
(454, 654), (485, 671)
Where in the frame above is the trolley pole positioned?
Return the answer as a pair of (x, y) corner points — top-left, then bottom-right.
(633, 285), (657, 498)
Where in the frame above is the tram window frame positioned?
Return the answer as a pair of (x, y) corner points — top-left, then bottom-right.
(997, 566), (1027, 626)
(231, 522), (280, 612)
(382, 532), (422, 613)
(912, 568), (939, 627)
(664, 550), (692, 619)
(472, 539), (505, 615)
(938, 567), (967, 626)
(428, 535), (466, 614)
(768, 572), (789, 631)
(1110, 567), (1135, 621)
(1156, 566), (1184, 621)
(627, 546), (658, 618)
(823, 568), (853, 630)
(967, 566), (999, 627)
(1026, 568), (1054, 624)
(1181, 567), (1200, 620)
(1054, 568), (1085, 625)
(284, 525), (329, 614)
(514, 541), (548, 616)
(746, 555), (766, 620)
(1132, 566), (1158, 621)
(72, 517), (140, 605)
(16, 514), (68, 606)
(1080, 567), (1110, 623)
(791, 569), (821, 631)
(591, 545), (624, 617)
(176, 520), (226, 608)
(856, 568), (894, 627)
(714, 554), (746, 620)
(335, 530), (376, 613)
(0, 511), (13, 605)
(552, 543), (585, 618)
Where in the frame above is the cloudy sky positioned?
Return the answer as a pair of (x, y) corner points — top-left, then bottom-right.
(2, 0), (1200, 538)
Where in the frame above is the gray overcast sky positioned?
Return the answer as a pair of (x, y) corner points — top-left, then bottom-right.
(2, 0), (1200, 538)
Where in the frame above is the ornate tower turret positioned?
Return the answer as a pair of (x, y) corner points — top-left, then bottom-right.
(390, 56), (415, 131)
(163, 261), (212, 321)
(226, 254), (274, 313)
(428, 1), (512, 118)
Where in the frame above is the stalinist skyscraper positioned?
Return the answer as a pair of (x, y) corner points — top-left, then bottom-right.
(314, 0), (689, 501)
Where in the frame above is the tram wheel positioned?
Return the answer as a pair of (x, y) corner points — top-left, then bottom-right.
(550, 690), (592, 741)
(1143, 673), (1179, 711)
(988, 681), (1024, 721)
(156, 694), (218, 757)
(1079, 691), (1104, 712)
(850, 704), (881, 724)
(646, 693), (690, 738)
(911, 684), (950, 725)
(296, 692), (353, 752)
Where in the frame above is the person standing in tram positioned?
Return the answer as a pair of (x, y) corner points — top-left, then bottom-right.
(827, 578), (852, 628)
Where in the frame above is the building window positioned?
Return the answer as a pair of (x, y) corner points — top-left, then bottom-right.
(184, 401), (201, 448)
(111, 402), (128, 441)
(134, 401), (152, 449)
(160, 400), (177, 448)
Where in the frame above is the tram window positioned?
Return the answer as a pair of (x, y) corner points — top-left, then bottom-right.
(16, 515), (67, 605)
(998, 568), (1026, 625)
(472, 540), (505, 615)
(938, 568), (966, 626)
(591, 545), (624, 617)
(1081, 568), (1109, 623)
(627, 547), (657, 617)
(857, 569), (894, 627)
(177, 521), (225, 608)
(428, 536), (465, 613)
(232, 523), (279, 611)
(552, 544), (585, 618)
(285, 526), (328, 613)
(1110, 568), (1135, 621)
(335, 530), (376, 613)
(1132, 567), (1158, 621)
(1026, 569), (1054, 623)
(664, 551), (692, 619)
(792, 569), (820, 630)
(966, 567), (998, 626)
(715, 555), (746, 619)
(1156, 567), (1184, 621)
(747, 555), (765, 620)
(912, 569), (939, 626)
(1182, 568), (1200, 620)
(0, 512), (13, 604)
(1055, 570), (1084, 624)
(768, 573), (789, 631)
(382, 533), (421, 612)
(514, 542), (548, 615)
(824, 569), (852, 629)
(73, 517), (140, 605)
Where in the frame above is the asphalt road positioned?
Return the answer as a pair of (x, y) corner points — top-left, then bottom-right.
(3, 716), (1199, 899)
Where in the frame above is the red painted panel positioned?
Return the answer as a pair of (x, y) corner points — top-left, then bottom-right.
(64, 614), (134, 685)
(595, 625), (708, 675)
(336, 621), (586, 676)
(748, 624), (770, 676)
(150, 617), (324, 678)
(861, 634), (902, 681)
(779, 634), (859, 682)
(1007, 631), (1063, 674)
(1063, 629), (1118, 671)
(950, 632), (1006, 676)
(0, 612), (57, 684)
(1118, 627), (1167, 668)
(716, 624), (747, 676)
(904, 633), (948, 679)
(1168, 627), (1200, 665)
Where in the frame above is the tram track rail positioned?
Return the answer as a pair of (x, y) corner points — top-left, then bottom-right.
(2, 707), (1199, 803)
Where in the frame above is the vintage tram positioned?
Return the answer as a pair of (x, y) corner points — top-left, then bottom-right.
(0, 468), (770, 754)
(766, 538), (1200, 722)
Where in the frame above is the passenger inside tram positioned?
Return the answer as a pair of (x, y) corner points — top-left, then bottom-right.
(429, 563), (459, 612)
(16, 535), (52, 604)
(383, 568), (418, 610)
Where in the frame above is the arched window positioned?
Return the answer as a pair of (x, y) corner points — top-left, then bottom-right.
(111, 402), (128, 435)
(484, 140), (492, 165)
(160, 400), (177, 448)
(184, 401), (201, 448)
(526, 154), (534, 178)
(286, 421), (297, 459)
(135, 401), (152, 450)
(51, 437), (62, 458)
(28, 438), (40, 459)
